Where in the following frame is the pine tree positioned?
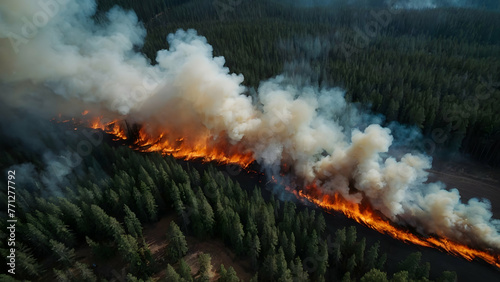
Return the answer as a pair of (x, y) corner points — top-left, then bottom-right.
(377, 253), (387, 270)
(166, 264), (181, 282)
(219, 264), (228, 280)
(281, 201), (296, 234)
(179, 258), (193, 282)
(416, 261), (430, 280)
(276, 247), (288, 279)
(26, 223), (50, 254)
(117, 234), (140, 265)
(49, 239), (75, 267)
(279, 231), (288, 255)
(58, 198), (86, 235)
(140, 181), (158, 222)
(166, 222), (188, 262)
(16, 244), (41, 279)
(230, 213), (245, 254)
(356, 237), (366, 265)
(250, 234), (261, 270)
(198, 253), (212, 282)
(315, 213), (326, 235)
(306, 230), (319, 260)
(392, 270), (409, 282)
(277, 269), (293, 282)
(360, 268), (388, 282)
(286, 232), (296, 262)
(437, 271), (457, 282)
(171, 182), (185, 218)
(195, 189), (215, 238)
(261, 252), (277, 281)
(74, 262), (97, 281)
(346, 254), (357, 273)
(124, 205), (143, 238)
(365, 241), (380, 270)
(219, 264), (239, 282)
(333, 228), (346, 264)
(316, 239), (329, 280)
(346, 226), (357, 251)
(341, 272), (351, 282)
(397, 252), (422, 279)
(290, 257), (308, 281)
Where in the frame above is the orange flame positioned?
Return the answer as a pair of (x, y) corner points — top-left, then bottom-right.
(82, 115), (500, 269)
(88, 117), (254, 168)
(296, 183), (500, 269)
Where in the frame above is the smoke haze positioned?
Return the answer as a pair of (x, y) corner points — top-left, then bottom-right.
(274, 0), (499, 10)
(1, 0), (499, 252)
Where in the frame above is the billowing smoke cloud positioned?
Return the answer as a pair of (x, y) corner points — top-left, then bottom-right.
(1, 0), (499, 252)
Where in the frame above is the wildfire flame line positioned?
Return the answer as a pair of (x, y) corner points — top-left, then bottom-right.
(88, 117), (254, 168)
(296, 184), (500, 269)
(83, 115), (500, 270)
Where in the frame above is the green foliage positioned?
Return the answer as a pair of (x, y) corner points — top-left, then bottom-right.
(179, 258), (193, 282)
(166, 264), (181, 282)
(377, 253), (388, 270)
(341, 272), (351, 282)
(437, 271), (458, 282)
(392, 270), (409, 282)
(290, 257), (308, 281)
(15, 244), (41, 278)
(346, 254), (357, 273)
(333, 228), (346, 264)
(346, 226), (357, 251)
(197, 253), (212, 282)
(249, 234), (261, 270)
(397, 252), (422, 279)
(73, 262), (98, 281)
(261, 251), (277, 281)
(49, 239), (75, 267)
(124, 205), (143, 238)
(360, 268), (389, 282)
(166, 222), (188, 262)
(365, 241), (380, 270)
(219, 264), (240, 282)
(86, 236), (114, 259)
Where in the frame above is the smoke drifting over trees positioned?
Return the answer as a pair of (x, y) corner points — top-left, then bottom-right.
(274, 0), (499, 10)
(1, 0), (499, 259)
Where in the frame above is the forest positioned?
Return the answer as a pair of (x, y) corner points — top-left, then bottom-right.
(1, 0), (499, 281)
(0, 122), (459, 281)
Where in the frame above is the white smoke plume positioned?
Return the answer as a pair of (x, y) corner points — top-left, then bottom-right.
(1, 0), (499, 252)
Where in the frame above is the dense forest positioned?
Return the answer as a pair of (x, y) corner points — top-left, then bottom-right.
(1, 1), (499, 281)
(0, 122), (458, 281)
(95, 0), (500, 165)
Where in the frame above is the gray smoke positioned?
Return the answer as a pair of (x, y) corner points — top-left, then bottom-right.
(1, 0), (499, 252)
(274, 0), (499, 10)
